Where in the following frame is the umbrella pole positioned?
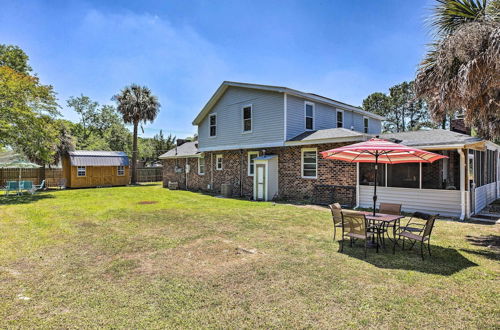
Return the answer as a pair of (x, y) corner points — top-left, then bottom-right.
(373, 154), (378, 216)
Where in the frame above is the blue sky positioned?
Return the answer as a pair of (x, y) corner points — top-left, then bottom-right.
(0, 0), (434, 138)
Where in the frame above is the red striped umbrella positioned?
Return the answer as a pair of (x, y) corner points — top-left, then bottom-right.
(320, 138), (447, 215)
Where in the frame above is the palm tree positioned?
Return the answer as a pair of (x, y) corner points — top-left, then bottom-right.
(415, 0), (500, 139)
(114, 85), (160, 184)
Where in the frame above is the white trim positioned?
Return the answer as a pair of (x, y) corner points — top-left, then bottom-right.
(215, 154), (223, 170)
(241, 104), (253, 134)
(356, 163), (360, 208)
(458, 149), (466, 220)
(283, 93), (287, 141)
(198, 157), (205, 175)
(77, 166), (86, 177)
(304, 101), (315, 131)
(363, 116), (369, 133)
(336, 109), (344, 128)
(247, 151), (259, 176)
(208, 113), (217, 138)
(192, 81), (385, 125)
(199, 141), (285, 152)
(117, 165), (125, 176)
(301, 147), (318, 179)
(159, 154), (202, 159)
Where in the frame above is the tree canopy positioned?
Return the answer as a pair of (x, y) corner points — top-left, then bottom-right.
(415, 0), (500, 139)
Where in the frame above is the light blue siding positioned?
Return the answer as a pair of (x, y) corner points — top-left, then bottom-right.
(286, 94), (381, 139)
(198, 87), (284, 150)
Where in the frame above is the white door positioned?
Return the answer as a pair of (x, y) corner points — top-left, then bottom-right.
(256, 164), (266, 200)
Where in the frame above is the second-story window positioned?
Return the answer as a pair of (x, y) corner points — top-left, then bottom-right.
(337, 110), (343, 128)
(242, 105), (252, 132)
(305, 102), (314, 130)
(209, 114), (217, 137)
(363, 117), (369, 133)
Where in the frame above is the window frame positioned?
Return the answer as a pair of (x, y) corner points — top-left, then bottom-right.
(117, 165), (125, 176)
(304, 101), (315, 131)
(198, 157), (205, 175)
(216, 154), (223, 171)
(77, 166), (86, 177)
(242, 104), (253, 134)
(301, 147), (318, 179)
(247, 151), (259, 176)
(363, 116), (369, 133)
(209, 113), (217, 138)
(336, 110), (344, 128)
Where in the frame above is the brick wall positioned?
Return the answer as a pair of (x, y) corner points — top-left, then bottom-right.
(162, 142), (357, 201)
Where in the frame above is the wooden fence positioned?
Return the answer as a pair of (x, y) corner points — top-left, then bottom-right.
(0, 167), (162, 187)
(136, 167), (163, 182)
(0, 168), (63, 187)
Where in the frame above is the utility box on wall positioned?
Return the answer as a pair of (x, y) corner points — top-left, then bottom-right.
(253, 155), (278, 201)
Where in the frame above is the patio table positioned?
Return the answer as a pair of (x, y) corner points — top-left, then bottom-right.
(358, 211), (404, 248)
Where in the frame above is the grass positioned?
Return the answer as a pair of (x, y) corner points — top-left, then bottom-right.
(0, 183), (498, 328)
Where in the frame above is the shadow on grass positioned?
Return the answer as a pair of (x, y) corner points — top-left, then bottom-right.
(0, 193), (55, 205)
(461, 235), (500, 261)
(338, 241), (478, 276)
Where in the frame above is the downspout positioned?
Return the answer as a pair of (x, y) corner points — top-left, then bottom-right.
(240, 149), (244, 197)
(458, 148), (466, 220)
(210, 153), (214, 190)
(185, 158), (188, 190)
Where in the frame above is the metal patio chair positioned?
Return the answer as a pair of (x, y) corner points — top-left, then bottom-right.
(4, 181), (19, 195)
(340, 211), (378, 257)
(400, 212), (437, 234)
(378, 203), (402, 244)
(395, 215), (437, 260)
(329, 203), (343, 241)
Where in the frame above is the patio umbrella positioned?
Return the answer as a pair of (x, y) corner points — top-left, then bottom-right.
(320, 138), (447, 216)
(0, 151), (41, 181)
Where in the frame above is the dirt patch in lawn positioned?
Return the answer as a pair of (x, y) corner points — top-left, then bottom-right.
(126, 237), (266, 279)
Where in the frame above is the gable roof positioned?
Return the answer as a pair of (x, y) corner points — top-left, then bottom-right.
(192, 81), (385, 125)
(380, 129), (484, 149)
(68, 150), (129, 166)
(158, 141), (200, 159)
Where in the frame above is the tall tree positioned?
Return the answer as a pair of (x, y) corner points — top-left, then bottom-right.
(113, 85), (160, 184)
(415, 0), (500, 139)
(363, 81), (433, 133)
(0, 44), (32, 74)
(67, 95), (99, 144)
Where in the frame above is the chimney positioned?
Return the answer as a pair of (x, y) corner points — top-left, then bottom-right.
(450, 118), (470, 135)
(176, 139), (186, 147)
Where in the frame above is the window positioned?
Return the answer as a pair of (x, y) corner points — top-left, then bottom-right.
(248, 151), (259, 176)
(387, 163), (420, 188)
(359, 163), (385, 186)
(305, 102), (314, 130)
(77, 166), (86, 177)
(117, 166), (125, 176)
(216, 154), (223, 170)
(363, 117), (369, 133)
(242, 105), (252, 133)
(337, 110), (343, 128)
(301, 148), (317, 178)
(209, 113), (217, 137)
(198, 157), (205, 175)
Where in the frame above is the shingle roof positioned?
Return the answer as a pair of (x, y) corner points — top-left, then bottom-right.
(158, 142), (200, 159)
(380, 129), (483, 147)
(288, 128), (366, 142)
(68, 150), (129, 166)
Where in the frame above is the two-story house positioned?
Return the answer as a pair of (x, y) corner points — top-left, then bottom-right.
(160, 81), (500, 220)
(160, 81), (383, 203)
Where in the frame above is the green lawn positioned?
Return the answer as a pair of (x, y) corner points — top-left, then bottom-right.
(0, 183), (498, 328)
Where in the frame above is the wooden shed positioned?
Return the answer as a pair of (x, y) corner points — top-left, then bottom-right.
(62, 151), (130, 188)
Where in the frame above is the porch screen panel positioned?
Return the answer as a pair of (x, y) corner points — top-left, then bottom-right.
(387, 163), (420, 188)
(359, 163), (385, 186)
